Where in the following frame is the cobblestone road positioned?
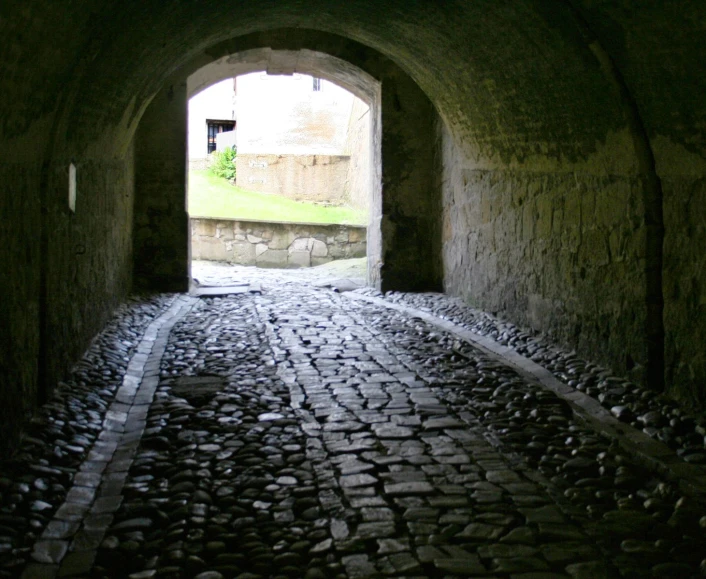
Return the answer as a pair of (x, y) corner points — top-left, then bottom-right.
(4, 262), (706, 578)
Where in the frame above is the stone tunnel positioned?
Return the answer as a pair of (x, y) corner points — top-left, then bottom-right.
(1, 1), (706, 577)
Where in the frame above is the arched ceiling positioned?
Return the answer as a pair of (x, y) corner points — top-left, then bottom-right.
(1, 0), (704, 174)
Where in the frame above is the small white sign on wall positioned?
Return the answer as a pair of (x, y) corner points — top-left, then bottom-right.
(68, 163), (77, 213)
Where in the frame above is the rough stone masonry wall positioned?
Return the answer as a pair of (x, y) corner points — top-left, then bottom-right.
(191, 217), (366, 268)
(0, 158), (43, 448)
(440, 124), (650, 385)
(662, 163), (706, 405)
(236, 154), (350, 205)
(0, 127), (136, 453)
(42, 153), (136, 401)
(133, 79), (190, 292)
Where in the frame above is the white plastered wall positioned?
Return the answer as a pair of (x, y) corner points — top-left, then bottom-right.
(188, 78), (236, 160)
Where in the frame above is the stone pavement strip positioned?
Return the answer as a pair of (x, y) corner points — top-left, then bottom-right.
(6, 265), (706, 578)
(21, 296), (196, 579)
(256, 287), (604, 578)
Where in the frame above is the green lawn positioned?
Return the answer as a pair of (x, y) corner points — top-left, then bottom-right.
(188, 170), (367, 225)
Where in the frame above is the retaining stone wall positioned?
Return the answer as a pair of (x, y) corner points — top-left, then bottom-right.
(191, 217), (366, 268)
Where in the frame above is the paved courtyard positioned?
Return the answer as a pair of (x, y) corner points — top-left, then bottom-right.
(3, 261), (706, 578)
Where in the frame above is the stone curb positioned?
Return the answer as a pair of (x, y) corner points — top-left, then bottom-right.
(344, 292), (706, 497)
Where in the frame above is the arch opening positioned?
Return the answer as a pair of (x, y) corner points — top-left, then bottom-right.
(183, 51), (381, 283)
(133, 37), (443, 295)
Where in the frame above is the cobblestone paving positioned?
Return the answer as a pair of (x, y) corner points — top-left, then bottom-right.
(374, 290), (706, 465)
(0, 295), (175, 577)
(3, 261), (706, 578)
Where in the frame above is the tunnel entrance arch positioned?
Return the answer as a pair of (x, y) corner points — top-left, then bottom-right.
(0, 5), (678, 455)
(185, 50), (381, 282)
(132, 31), (443, 295)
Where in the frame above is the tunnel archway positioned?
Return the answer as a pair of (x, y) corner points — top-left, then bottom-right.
(183, 50), (382, 286)
(120, 25), (661, 396)
(40, 22), (656, 419)
(6, 1), (694, 451)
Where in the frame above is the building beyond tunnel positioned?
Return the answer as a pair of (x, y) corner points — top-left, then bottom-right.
(0, 1), (705, 454)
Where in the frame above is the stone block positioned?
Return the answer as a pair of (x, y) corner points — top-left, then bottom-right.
(194, 237), (231, 261)
(311, 239), (328, 257)
(289, 237), (313, 252)
(198, 220), (217, 236)
(288, 250), (311, 268)
(269, 229), (293, 249)
(349, 227), (366, 242)
(580, 229), (610, 266)
(329, 245), (345, 258)
(232, 242), (256, 265)
(348, 242), (367, 258)
(536, 194), (553, 239)
(257, 249), (288, 268)
(255, 243), (268, 257)
(216, 224), (234, 240)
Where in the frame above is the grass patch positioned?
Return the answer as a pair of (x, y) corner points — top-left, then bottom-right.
(188, 170), (367, 225)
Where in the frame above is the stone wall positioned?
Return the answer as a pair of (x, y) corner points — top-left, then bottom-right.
(133, 80), (190, 292)
(191, 218), (366, 268)
(344, 98), (372, 211)
(662, 161), (706, 405)
(44, 154), (136, 399)
(0, 159), (43, 448)
(379, 64), (442, 293)
(439, 123), (649, 386)
(236, 154), (350, 205)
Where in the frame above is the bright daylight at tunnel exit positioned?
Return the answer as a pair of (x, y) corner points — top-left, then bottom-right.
(1, 3), (706, 579)
(187, 70), (371, 290)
